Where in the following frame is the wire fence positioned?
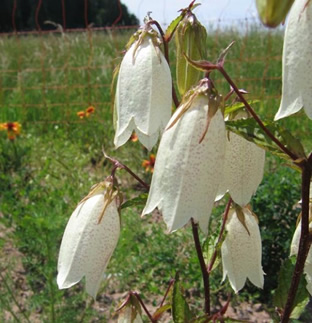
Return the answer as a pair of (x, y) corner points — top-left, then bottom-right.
(0, 1), (284, 125)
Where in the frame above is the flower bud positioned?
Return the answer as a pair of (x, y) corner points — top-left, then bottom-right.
(114, 30), (172, 150)
(117, 294), (143, 323)
(275, 0), (312, 120)
(216, 111), (265, 206)
(175, 11), (207, 96)
(143, 81), (226, 233)
(57, 180), (120, 298)
(256, 0), (294, 28)
(221, 206), (264, 293)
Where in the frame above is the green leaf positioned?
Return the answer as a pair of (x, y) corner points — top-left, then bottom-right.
(224, 100), (260, 117)
(165, 14), (184, 42)
(225, 118), (306, 163)
(273, 257), (309, 319)
(152, 304), (171, 321)
(121, 194), (148, 210)
(203, 236), (221, 272)
(172, 273), (194, 323)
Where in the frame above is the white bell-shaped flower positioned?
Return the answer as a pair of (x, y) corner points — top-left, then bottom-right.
(274, 0), (312, 120)
(221, 207), (264, 293)
(114, 34), (172, 150)
(216, 112), (265, 206)
(142, 87), (226, 234)
(57, 182), (120, 298)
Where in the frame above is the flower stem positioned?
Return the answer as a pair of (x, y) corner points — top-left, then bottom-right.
(208, 198), (232, 273)
(191, 219), (210, 315)
(159, 279), (174, 308)
(217, 65), (298, 161)
(104, 152), (150, 190)
(132, 291), (156, 322)
(281, 155), (312, 322)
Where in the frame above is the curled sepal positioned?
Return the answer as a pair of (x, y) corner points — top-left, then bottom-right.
(57, 179), (120, 298)
(221, 206), (264, 293)
(216, 111), (265, 206)
(175, 10), (207, 95)
(275, 0), (312, 120)
(142, 83), (226, 234)
(114, 28), (172, 150)
(117, 294), (143, 323)
(256, 0), (294, 28)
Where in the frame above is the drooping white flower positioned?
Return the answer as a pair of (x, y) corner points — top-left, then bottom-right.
(216, 112), (265, 206)
(221, 206), (264, 293)
(274, 0), (312, 120)
(57, 181), (120, 298)
(114, 32), (172, 150)
(142, 83), (226, 234)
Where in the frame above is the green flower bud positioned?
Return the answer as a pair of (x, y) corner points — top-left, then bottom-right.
(256, 0), (294, 28)
(175, 11), (207, 96)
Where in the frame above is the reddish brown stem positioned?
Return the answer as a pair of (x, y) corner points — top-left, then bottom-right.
(218, 65), (298, 161)
(104, 152), (150, 190)
(281, 156), (312, 322)
(208, 198), (232, 273)
(191, 219), (210, 315)
(132, 291), (156, 322)
(159, 279), (175, 308)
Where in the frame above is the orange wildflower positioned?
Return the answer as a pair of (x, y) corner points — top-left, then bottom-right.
(130, 132), (138, 142)
(85, 106), (95, 116)
(142, 154), (155, 173)
(0, 122), (21, 140)
(77, 111), (86, 119)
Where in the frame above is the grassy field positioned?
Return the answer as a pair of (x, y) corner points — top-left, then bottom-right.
(0, 25), (312, 322)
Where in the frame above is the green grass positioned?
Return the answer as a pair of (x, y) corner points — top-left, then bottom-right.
(0, 25), (311, 321)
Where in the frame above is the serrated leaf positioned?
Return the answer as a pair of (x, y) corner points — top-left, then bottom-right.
(225, 118), (306, 163)
(165, 15), (184, 42)
(290, 296), (309, 319)
(172, 273), (194, 323)
(203, 236), (221, 272)
(273, 257), (309, 318)
(152, 304), (171, 321)
(224, 100), (260, 117)
(121, 194), (148, 210)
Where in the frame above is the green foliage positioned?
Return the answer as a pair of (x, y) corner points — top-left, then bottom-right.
(225, 117), (306, 163)
(172, 273), (194, 323)
(273, 257), (309, 319)
(251, 164), (301, 304)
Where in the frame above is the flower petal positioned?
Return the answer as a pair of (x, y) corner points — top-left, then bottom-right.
(216, 132), (265, 206)
(143, 94), (226, 234)
(114, 36), (172, 150)
(57, 192), (120, 298)
(221, 208), (264, 293)
(274, 0), (312, 120)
